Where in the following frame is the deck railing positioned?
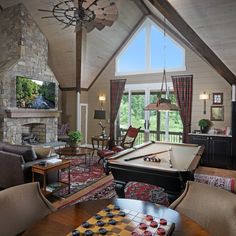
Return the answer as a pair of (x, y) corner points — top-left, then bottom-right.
(119, 129), (183, 145)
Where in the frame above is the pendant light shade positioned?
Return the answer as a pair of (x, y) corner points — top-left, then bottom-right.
(144, 70), (180, 112)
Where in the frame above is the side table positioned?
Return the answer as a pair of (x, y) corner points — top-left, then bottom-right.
(32, 160), (70, 196)
(91, 135), (110, 156)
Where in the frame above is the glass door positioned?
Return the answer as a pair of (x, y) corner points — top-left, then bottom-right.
(118, 86), (183, 144)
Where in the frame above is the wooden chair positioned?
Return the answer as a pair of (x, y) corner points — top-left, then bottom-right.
(170, 181), (236, 236)
(97, 126), (141, 163)
(0, 182), (56, 236)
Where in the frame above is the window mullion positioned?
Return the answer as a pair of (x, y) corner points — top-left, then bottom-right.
(146, 21), (151, 71)
(128, 89), (131, 127)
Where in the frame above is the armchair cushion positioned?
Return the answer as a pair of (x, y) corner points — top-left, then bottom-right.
(123, 136), (135, 149)
(111, 145), (124, 152)
(97, 149), (115, 158)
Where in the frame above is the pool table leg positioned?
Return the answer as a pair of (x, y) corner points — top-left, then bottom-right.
(114, 181), (126, 198)
(103, 159), (110, 175)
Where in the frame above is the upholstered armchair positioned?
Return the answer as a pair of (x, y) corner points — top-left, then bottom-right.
(0, 182), (56, 236)
(170, 181), (236, 236)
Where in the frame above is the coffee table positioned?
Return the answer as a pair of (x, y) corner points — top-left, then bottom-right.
(32, 159), (71, 196)
(23, 198), (209, 236)
(56, 146), (93, 169)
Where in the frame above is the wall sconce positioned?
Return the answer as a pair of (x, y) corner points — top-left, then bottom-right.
(99, 95), (106, 107)
(199, 92), (209, 114)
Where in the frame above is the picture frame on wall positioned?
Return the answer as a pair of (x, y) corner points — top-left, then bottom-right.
(212, 92), (223, 105)
(211, 106), (224, 121)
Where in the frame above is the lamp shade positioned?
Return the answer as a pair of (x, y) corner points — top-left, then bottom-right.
(94, 110), (106, 120)
(199, 93), (209, 100)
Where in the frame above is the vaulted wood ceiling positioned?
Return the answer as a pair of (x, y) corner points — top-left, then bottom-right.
(1, 0), (236, 88)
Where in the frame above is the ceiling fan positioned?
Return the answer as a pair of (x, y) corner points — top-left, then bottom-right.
(38, 0), (118, 32)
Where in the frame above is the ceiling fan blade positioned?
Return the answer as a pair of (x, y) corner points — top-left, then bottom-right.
(95, 14), (105, 20)
(103, 13), (118, 21)
(96, 0), (110, 8)
(72, 0), (79, 7)
(94, 18), (113, 26)
(89, 0), (111, 11)
(82, 0), (97, 9)
(94, 9), (104, 15)
(83, 21), (96, 32)
(95, 23), (105, 30)
(62, 19), (74, 29)
(103, 5), (118, 14)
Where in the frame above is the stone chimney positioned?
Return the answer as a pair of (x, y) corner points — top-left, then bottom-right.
(0, 3), (59, 144)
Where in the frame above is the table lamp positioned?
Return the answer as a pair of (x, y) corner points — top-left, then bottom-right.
(94, 110), (106, 137)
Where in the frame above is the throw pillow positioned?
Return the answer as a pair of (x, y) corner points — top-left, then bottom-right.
(34, 146), (53, 159)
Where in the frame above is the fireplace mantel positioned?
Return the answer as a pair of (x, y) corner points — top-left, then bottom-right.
(5, 109), (61, 118)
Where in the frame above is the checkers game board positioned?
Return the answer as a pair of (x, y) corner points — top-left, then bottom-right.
(68, 204), (175, 236)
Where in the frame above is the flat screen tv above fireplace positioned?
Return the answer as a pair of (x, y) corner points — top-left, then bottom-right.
(16, 76), (56, 109)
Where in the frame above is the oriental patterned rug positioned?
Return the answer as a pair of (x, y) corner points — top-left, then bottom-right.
(55, 156), (106, 197)
(58, 178), (116, 209)
(194, 173), (235, 193)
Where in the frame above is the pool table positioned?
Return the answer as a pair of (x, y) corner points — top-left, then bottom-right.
(105, 141), (204, 198)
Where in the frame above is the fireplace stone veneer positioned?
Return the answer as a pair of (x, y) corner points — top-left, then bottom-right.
(1, 117), (58, 144)
(0, 4), (59, 144)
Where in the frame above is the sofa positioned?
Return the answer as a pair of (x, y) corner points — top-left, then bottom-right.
(0, 142), (57, 189)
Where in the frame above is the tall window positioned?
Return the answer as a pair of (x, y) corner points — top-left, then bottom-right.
(116, 18), (186, 75)
(118, 85), (183, 144)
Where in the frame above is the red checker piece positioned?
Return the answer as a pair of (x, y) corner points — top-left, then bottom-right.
(157, 227), (166, 235)
(150, 220), (158, 228)
(145, 215), (153, 221)
(139, 223), (148, 230)
(144, 230), (153, 236)
(160, 218), (167, 225)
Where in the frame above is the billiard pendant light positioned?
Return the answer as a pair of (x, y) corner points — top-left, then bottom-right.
(144, 18), (179, 112)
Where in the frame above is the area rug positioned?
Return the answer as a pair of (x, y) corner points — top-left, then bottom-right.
(194, 173), (235, 193)
(56, 156), (106, 197)
(58, 179), (116, 209)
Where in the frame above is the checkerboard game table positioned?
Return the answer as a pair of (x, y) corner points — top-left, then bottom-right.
(22, 198), (209, 236)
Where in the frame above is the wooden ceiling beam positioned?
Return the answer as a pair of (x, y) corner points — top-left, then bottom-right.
(132, 0), (150, 15)
(76, 29), (82, 93)
(147, 0), (236, 85)
(59, 86), (87, 92)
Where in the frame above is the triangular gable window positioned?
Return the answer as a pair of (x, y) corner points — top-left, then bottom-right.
(116, 18), (185, 75)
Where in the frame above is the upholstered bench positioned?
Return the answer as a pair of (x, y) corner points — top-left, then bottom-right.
(124, 181), (170, 206)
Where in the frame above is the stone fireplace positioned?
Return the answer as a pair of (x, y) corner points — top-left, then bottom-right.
(0, 4), (60, 144)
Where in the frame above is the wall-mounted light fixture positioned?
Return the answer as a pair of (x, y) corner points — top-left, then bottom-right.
(99, 95), (106, 107)
(199, 92), (209, 114)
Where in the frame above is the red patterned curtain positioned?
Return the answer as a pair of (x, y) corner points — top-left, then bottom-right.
(109, 79), (126, 147)
(171, 75), (193, 143)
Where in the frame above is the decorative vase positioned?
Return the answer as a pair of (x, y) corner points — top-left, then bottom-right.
(69, 141), (80, 149)
(200, 127), (209, 134)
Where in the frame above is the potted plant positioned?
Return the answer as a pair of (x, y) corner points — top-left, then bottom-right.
(198, 119), (212, 133)
(68, 130), (83, 148)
